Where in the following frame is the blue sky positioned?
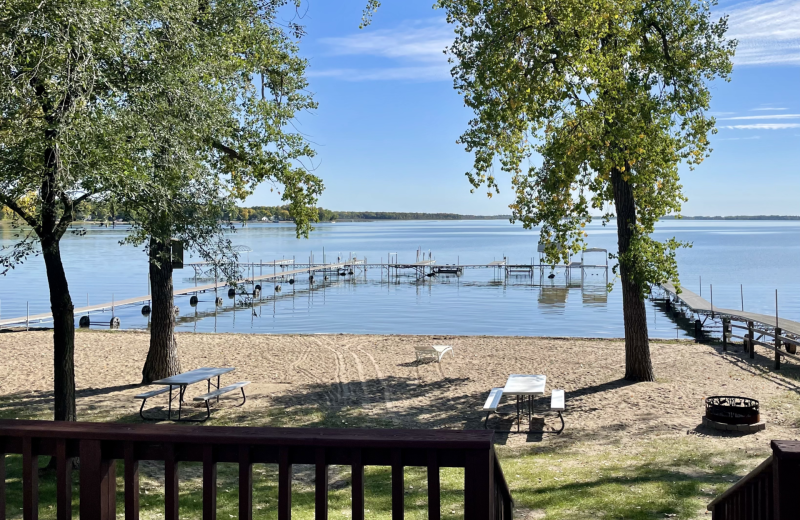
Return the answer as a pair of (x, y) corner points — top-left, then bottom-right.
(245, 0), (800, 216)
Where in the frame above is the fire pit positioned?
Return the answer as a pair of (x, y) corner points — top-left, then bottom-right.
(703, 396), (765, 432)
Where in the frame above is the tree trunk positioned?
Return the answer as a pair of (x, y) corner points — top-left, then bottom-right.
(611, 169), (655, 382)
(41, 237), (77, 421)
(141, 237), (182, 383)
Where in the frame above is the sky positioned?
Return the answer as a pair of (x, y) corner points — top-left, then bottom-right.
(245, 0), (800, 216)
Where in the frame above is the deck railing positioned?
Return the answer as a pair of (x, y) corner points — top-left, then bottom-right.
(707, 440), (800, 519)
(0, 419), (513, 520)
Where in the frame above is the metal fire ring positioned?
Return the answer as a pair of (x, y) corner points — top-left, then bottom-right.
(705, 396), (760, 425)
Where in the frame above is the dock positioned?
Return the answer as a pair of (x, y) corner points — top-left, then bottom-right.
(0, 259), (365, 328)
(659, 282), (800, 368)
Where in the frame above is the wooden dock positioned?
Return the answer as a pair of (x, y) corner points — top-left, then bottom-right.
(0, 259), (364, 328)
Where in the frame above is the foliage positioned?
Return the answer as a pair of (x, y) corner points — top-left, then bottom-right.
(436, 0), (736, 296)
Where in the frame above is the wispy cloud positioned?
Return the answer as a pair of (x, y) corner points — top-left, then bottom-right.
(718, 113), (800, 120)
(722, 123), (800, 129)
(751, 107), (788, 111)
(313, 19), (452, 82)
(715, 135), (762, 141)
(724, 0), (800, 65)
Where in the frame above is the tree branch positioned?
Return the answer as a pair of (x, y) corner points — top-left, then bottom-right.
(56, 191), (96, 237)
(0, 194), (40, 234)
(648, 22), (672, 63)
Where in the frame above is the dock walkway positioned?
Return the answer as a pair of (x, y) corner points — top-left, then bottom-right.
(0, 260), (364, 328)
(660, 282), (800, 336)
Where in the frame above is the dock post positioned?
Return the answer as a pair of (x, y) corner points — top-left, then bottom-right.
(722, 318), (729, 352)
(694, 319), (701, 342)
(748, 321), (755, 359)
(775, 327), (782, 370)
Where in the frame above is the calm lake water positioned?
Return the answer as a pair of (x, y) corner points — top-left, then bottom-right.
(1, 219), (799, 338)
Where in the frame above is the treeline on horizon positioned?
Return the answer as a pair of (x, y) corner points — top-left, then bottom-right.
(2, 203), (798, 222)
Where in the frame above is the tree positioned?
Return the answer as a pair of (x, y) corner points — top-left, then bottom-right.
(436, 0), (735, 380)
(0, 0), (138, 421)
(115, 0), (321, 383)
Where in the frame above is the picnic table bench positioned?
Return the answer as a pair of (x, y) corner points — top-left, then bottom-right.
(135, 367), (249, 422)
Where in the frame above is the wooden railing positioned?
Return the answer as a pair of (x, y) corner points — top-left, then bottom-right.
(707, 440), (800, 519)
(0, 419), (513, 520)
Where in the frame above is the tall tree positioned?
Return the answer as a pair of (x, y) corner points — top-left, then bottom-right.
(116, 0), (321, 383)
(436, 0), (735, 380)
(0, 0), (137, 420)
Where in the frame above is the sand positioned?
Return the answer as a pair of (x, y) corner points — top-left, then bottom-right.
(1, 329), (799, 451)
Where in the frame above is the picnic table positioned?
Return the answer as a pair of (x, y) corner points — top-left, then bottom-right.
(136, 367), (249, 422)
(502, 374), (546, 432)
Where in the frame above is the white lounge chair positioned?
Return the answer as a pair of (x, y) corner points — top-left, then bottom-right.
(414, 345), (454, 363)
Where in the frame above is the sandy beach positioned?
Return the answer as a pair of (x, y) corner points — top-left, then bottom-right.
(2, 330), (799, 450)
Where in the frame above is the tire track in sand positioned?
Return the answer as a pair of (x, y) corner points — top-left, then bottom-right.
(289, 337), (334, 406)
(358, 346), (393, 412)
(345, 338), (375, 410)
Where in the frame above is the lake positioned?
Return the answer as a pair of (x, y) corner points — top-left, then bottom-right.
(1, 219), (798, 338)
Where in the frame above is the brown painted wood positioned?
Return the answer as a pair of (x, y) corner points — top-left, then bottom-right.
(56, 439), (72, 520)
(427, 450), (440, 520)
(239, 446), (252, 520)
(351, 450), (364, 520)
(773, 442), (800, 520)
(278, 447), (291, 520)
(0, 452), (6, 520)
(164, 444), (179, 520)
(203, 445), (216, 520)
(22, 437), (37, 520)
(464, 449), (493, 520)
(315, 448), (328, 520)
(124, 443), (140, 520)
(391, 449), (403, 520)
(80, 439), (115, 520)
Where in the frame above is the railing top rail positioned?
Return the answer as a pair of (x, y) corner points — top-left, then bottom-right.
(707, 454), (773, 510)
(0, 420), (495, 450)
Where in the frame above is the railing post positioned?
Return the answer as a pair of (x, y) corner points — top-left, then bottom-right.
(427, 450), (441, 520)
(775, 327), (782, 370)
(351, 449), (365, 520)
(748, 321), (755, 359)
(164, 444), (178, 520)
(22, 437), (37, 520)
(56, 439), (73, 520)
(0, 450), (6, 520)
(464, 448), (494, 520)
(278, 447), (292, 520)
(772, 441), (800, 520)
(239, 446), (252, 520)
(203, 446), (216, 520)
(80, 439), (116, 520)
(391, 450), (404, 520)
(315, 448), (328, 520)
(124, 443), (140, 520)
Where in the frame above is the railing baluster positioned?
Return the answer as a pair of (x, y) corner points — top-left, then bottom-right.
(0, 451), (5, 520)
(22, 437), (37, 520)
(124, 443), (140, 520)
(164, 444), (179, 520)
(464, 449), (493, 520)
(315, 448), (328, 520)
(351, 449), (364, 520)
(427, 450), (440, 520)
(203, 446), (216, 520)
(80, 439), (116, 520)
(278, 447), (291, 520)
(391, 449), (403, 520)
(239, 446), (252, 520)
(56, 439), (72, 520)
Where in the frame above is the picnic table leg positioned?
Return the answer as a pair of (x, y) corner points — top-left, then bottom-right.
(178, 385), (187, 420)
(217, 376), (221, 403)
(168, 385), (173, 420)
(516, 397), (520, 433)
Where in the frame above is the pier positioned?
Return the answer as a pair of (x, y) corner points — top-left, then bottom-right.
(657, 282), (800, 369)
